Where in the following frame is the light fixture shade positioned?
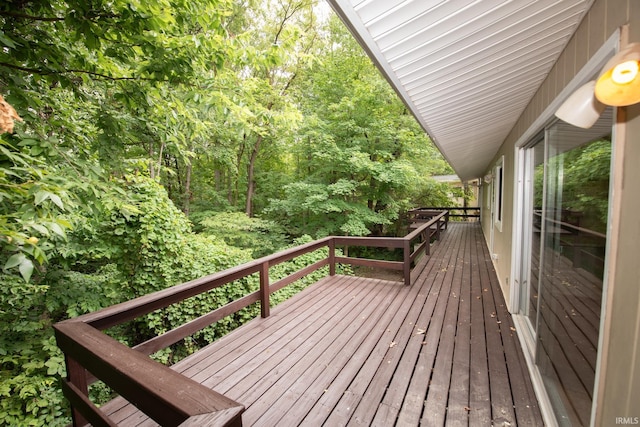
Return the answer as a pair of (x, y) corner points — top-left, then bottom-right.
(555, 80), (606, 129)
(595, 42), (640, 106)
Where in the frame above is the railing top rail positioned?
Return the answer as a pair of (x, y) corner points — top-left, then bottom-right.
(409, 206), (479, 211)
(408, 207), (478, 220)
(405, 210), (447, 241)
(334, 235), (405, 248)
(533, 211), (606, 239)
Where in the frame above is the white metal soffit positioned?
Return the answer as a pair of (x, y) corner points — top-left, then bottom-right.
(327, 0), (594, 181)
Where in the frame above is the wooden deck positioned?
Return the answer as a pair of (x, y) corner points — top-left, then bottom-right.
(100, 223), (543, 426)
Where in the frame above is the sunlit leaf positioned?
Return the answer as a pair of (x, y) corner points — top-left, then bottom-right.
(19, 258), (34, 282)
(49, 194), (64, 210)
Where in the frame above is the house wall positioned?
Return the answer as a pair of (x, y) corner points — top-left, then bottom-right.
(482, 0), (640, 424)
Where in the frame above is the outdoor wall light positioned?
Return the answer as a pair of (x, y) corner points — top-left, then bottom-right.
(556, 43), (640, 128)
(555, 80), (605, 129)
(595, 42), (640, 106)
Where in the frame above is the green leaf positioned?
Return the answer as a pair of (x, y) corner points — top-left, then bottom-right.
(49, 194), (64, 210)
(29, 223), (49, 236)
(48, 222), (66, 238)
(0, 31), (17, 48)
(34, 191), (50, 206)
(19, 258), (34, 282)
(4, 253), (25, 270)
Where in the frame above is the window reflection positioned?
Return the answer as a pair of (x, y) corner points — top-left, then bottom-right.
(529, 115), (611, 426)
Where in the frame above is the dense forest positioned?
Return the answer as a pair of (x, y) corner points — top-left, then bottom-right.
(0, 1), (458, 425)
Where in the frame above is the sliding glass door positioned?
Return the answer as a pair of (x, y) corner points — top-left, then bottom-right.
(519, 111), (612, 426)
(518, 139), (545, 334)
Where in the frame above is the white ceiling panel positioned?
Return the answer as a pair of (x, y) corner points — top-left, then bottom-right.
(328, 0), (594, 181)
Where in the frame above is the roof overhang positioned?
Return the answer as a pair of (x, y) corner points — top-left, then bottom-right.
(327, 0), (594, 181)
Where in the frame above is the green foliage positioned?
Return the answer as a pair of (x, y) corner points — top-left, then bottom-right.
(560, 139), (611, 232)
(60, 174), (257, 350)
(267, 180), (394, 237)
(534, 139), (611, 233)
(194, 211), (289, 258)
(266, 16), (454, 237)
(143, 235), (258, 364)
(0, 265), (122, 427)
(412, 179), (464, 208)
(0, 136), (74, 282)
(0, 328), (68, 427)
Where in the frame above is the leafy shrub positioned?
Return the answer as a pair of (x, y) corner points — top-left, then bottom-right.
(193, 211), (289, 258)
(0, 266), (122, 427)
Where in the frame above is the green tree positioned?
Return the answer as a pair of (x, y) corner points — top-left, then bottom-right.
(267, 16), (452, 237)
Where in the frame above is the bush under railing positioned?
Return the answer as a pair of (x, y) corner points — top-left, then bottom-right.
(54, 211), (449, 426)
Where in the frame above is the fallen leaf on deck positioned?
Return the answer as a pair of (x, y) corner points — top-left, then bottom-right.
(416, 329), (426, 335)
(390, 341), (397, 348)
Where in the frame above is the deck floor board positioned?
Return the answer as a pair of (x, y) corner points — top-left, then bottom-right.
(100, 223), (543, 426)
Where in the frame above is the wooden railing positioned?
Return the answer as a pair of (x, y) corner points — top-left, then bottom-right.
(533, 210), (606, 276)
(54, 211), (448, 426)
(409, 206), (480, 224)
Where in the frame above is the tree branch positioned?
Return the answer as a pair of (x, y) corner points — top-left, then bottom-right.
(0, 11), (64, 22)
(0, 10), (118, 22)
(0, 62), (154, 81)
(65, 69), (141, 81)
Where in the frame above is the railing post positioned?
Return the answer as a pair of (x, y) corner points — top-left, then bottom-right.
(403, 239), (411, 286)
(424, 229), (431, 256)
(573, 231), (583, 268)
(260, 261), (270, 318)
(329, 239), (336, 276)
(66, 356), (89, 427)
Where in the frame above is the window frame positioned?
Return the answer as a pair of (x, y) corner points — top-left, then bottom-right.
(493, 155), (504, 232)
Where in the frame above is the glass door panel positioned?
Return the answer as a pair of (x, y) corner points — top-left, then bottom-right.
(524, 142), (545, 331)
(534, 115), (612, 426)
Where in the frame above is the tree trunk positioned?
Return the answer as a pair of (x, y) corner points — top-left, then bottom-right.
(227, 172), (233, 205)
(183, 161), (192, 215)
(245, 134), (263, 217)
(148, 143), (155, 179)
(215, 169), (221, 192)
(463, 182), (469, 207)
(153, 142), (165, 180)
(235, 138), (245, 208)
